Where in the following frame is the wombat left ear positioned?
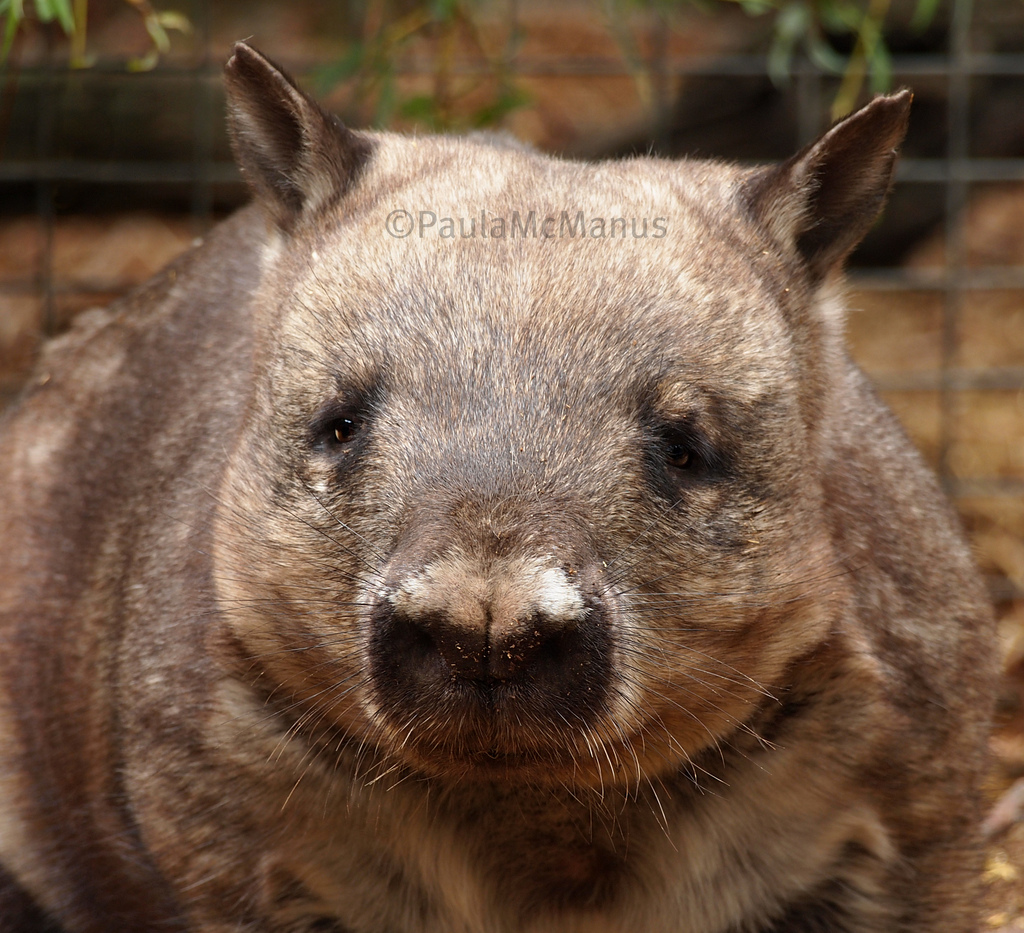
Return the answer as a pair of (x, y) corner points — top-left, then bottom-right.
(224, 42), (373, 229)
(741, 90), (912, 281)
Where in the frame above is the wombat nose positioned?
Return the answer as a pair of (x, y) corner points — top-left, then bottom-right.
(367, 560), (615, 756)
(379, 606), (582, 686)
(367, 556), (614, 745)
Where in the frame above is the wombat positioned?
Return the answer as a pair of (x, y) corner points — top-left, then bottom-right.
(0, 42), (996, 933)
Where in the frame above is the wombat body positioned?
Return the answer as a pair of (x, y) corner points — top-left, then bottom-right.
(0, 44), (996, 933)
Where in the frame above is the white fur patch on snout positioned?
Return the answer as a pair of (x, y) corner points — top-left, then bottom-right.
(531, 565), (586, 622)
(386, 554), (586, 626)
(388, 571), (432, 611)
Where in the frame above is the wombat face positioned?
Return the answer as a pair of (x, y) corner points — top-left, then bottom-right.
(213, 45), (909, 787)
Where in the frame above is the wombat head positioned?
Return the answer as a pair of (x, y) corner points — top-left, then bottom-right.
(213, 44), (910, 787)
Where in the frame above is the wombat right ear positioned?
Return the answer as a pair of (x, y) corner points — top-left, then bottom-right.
(223, 42), (372, 229)
(741, 91), (912, 281)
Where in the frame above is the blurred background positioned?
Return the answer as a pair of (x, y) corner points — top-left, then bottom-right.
(1, 0), (1023, 918)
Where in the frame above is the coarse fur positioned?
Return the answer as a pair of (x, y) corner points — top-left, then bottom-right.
(0, 43), (995, 933)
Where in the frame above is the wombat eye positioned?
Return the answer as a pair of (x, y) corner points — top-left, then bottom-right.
(331, 417), (363, 444)
(661, 427), (698, 472)
(666, 444), (692, 469)
(309, 398), (371, 454)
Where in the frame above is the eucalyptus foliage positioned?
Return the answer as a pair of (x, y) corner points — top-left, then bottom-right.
(0, 0), (941, 119)
(0, 0), (188, 69)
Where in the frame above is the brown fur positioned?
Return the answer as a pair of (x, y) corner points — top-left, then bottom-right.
(0, 43), (995, 933)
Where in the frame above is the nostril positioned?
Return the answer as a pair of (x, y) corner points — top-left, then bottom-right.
(388, 610), (441, 669)
(381, 607), (489, 681)
(488, 619), (582, 685)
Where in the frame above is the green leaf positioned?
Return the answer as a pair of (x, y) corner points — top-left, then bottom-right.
(33, 0), (54, 23)
(156, 11), (191, 34)
(128, 48), (158, 71)
(144, 15), (170, 53)
(49, 0), (73, 33)
(868, 36), (893, 93)
(806, 30), (847, 74)
(767, 1), (808, 86)
(819, 0), (860, 32)
(471, 85), (530, 126)
(911, 0), (941, 31)
(1, 8), (19, 59)
(734, 0), (776, 14)
(776, 2), (810, 46)
(2, 0), (23, 47)
(430, 0), (458, 22)
(399, 93), (439, 125)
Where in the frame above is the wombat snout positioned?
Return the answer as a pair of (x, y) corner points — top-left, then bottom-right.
(368, 549), (614, 748)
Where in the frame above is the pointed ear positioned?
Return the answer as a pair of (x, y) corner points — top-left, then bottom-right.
(223, 42), (373, 228)
(741, 91), (912, 280)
